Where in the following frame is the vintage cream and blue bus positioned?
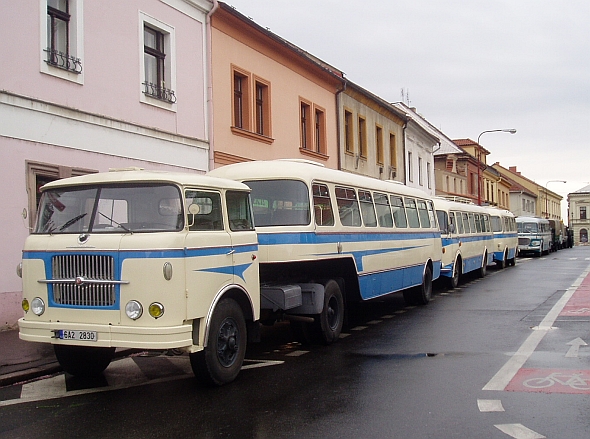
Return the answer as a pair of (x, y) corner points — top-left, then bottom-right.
(516, 216), (551, 256)
(18, 169), (260, 385)
(484, 206), (518, 268)
(434, 198), (494, 288)
(210, 160), (442, 342)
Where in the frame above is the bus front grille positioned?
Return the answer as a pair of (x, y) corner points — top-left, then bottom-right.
(51, 255), (116, 307)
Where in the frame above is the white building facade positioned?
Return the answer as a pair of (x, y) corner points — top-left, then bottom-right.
(0, 0), (213, 329)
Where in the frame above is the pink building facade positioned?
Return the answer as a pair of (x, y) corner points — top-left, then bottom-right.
(0, 0), (213, 329)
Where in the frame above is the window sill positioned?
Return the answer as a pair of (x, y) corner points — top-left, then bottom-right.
(299, 148), (329, 161)
(231, 127), (274, 144)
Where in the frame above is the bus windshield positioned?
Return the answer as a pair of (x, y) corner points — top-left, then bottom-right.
(35, 184), (183, 234)
(518, 222), (538, 233)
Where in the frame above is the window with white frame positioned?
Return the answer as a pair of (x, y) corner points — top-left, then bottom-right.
(41, 0), (84, 83)
(140, 13), (177, 108)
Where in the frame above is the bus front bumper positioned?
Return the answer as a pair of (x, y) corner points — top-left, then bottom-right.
(18, 318), (197, 351)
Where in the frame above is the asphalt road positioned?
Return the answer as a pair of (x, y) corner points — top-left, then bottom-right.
(1, 246), (589, 439)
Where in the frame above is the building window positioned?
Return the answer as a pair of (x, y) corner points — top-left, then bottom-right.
(581, 206), (587, 220)
(233, 72), (248, 129)
(140, 13), (176, 109)
(26, 161), (96, 230)
(427, 162), (432, 189)
(41, 0), (83, 82)
(389, 133), (397, 178)
(344, 110), (353, 154)
(300, 101), (311, 150)
(407, 151), (413, 182)
(299, 99), (326, 156)
(418, 157), (423, 186)
(358, 116), (367, 158)
(314, 107), (326, 154)
(143, 26), (175, 103)
(376, 125), (383, 165)
(254, 79), (271, 137)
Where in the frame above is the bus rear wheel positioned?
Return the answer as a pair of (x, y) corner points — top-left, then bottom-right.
(318, 280), (344, 345)
(404, 265), (433, 305)
(54, 345), (115, 377)
(478, 253), (488, 278)
(190, 298), (246, 386)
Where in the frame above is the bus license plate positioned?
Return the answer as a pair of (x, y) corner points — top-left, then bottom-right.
(59, 330), (98, 342)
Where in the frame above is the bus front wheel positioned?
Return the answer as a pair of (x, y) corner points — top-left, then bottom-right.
(190, 298), (247, 386)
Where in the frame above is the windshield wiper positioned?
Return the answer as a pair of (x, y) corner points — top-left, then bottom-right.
(59, 213), (87, 231)
(98, 212), (132, 233)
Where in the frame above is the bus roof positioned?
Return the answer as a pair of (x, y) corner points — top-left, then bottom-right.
(209, 160), (433, 198)
(516, 216), (549, 223)
(39, 169), (251, 192)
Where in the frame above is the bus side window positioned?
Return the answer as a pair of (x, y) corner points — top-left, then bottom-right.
(374, 192), (393, 227)
(483, 215), (490, 233)
(427, 200), (437, 228)
(449, 212), (456, 233)
(358, 190), (377, 227)
(462, 213), (470, 233)
(453, 212), (463, 234)
(436, 210), (449, 234)
(404, 198), (421, 228)
(336, 186), (361, 227)
(468, 213), (477, 233)
(417, 200), (431, 228)
(312, 183), (334, 226)
(186, 190), (223, 231)
(390, 196), (407, 228)
(226, 191), (254, 231)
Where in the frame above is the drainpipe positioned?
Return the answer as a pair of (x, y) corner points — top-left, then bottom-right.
(335, 79), (347, 171)
(206, 0), (219, 171)
(401, 120), (408, 184)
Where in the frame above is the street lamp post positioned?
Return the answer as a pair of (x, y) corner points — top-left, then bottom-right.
(544, 180), (567, 219)
(476, 129), (517, 205)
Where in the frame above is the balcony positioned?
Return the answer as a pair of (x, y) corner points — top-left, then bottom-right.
(44, 48), (82, 74)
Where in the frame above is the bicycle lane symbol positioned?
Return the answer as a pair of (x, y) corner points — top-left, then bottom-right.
(506, 368), (590, 394)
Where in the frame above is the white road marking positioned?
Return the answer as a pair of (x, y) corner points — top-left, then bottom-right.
(241, 359), (285, 369)
(565, 337), (587, 358)
(285, 350), (309, 357)
(477, 399), (504, 412)
(351, 325), (368, 331)
(483, 264), (590, 391)
(494, 423), (545, 439)
(367, 320), (382, 325)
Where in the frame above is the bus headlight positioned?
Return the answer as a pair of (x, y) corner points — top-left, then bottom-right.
(22, 299), (30, 313)
(125, 300), (143, 320)
(16, 263), (22, 278)
(31, 297), (45, 316)
(148, 302), (165, 319)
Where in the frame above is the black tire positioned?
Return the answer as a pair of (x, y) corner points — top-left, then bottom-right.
(403, 265), (433, 306)
(318, 280), (344, 345)
(478, 253), (488, 278)
(496, 251), (507, 269)
(190, 298), (247, 386)
(53, 345), (115, 377)
(449, 258), (461, 289)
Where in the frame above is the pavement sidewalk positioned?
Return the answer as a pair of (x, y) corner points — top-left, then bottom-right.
(0, 328), (140, 387)
(0, 327), (60, 387)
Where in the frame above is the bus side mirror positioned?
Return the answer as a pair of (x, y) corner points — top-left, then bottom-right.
(187, 204), (200, 228)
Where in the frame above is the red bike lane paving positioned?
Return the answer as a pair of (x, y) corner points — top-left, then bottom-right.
(506, 368), (590, 394)
(559, 273), (590, 317)
(505, 268), (590, 394)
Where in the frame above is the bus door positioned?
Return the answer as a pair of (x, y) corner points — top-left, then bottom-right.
(184, 189), (234, 320)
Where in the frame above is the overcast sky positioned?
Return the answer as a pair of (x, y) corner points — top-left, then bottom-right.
(224, 0), (589, 218)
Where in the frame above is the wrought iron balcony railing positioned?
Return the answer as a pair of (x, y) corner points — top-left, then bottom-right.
(142, 82), (177, 104)
(44, 48), (83, 74)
